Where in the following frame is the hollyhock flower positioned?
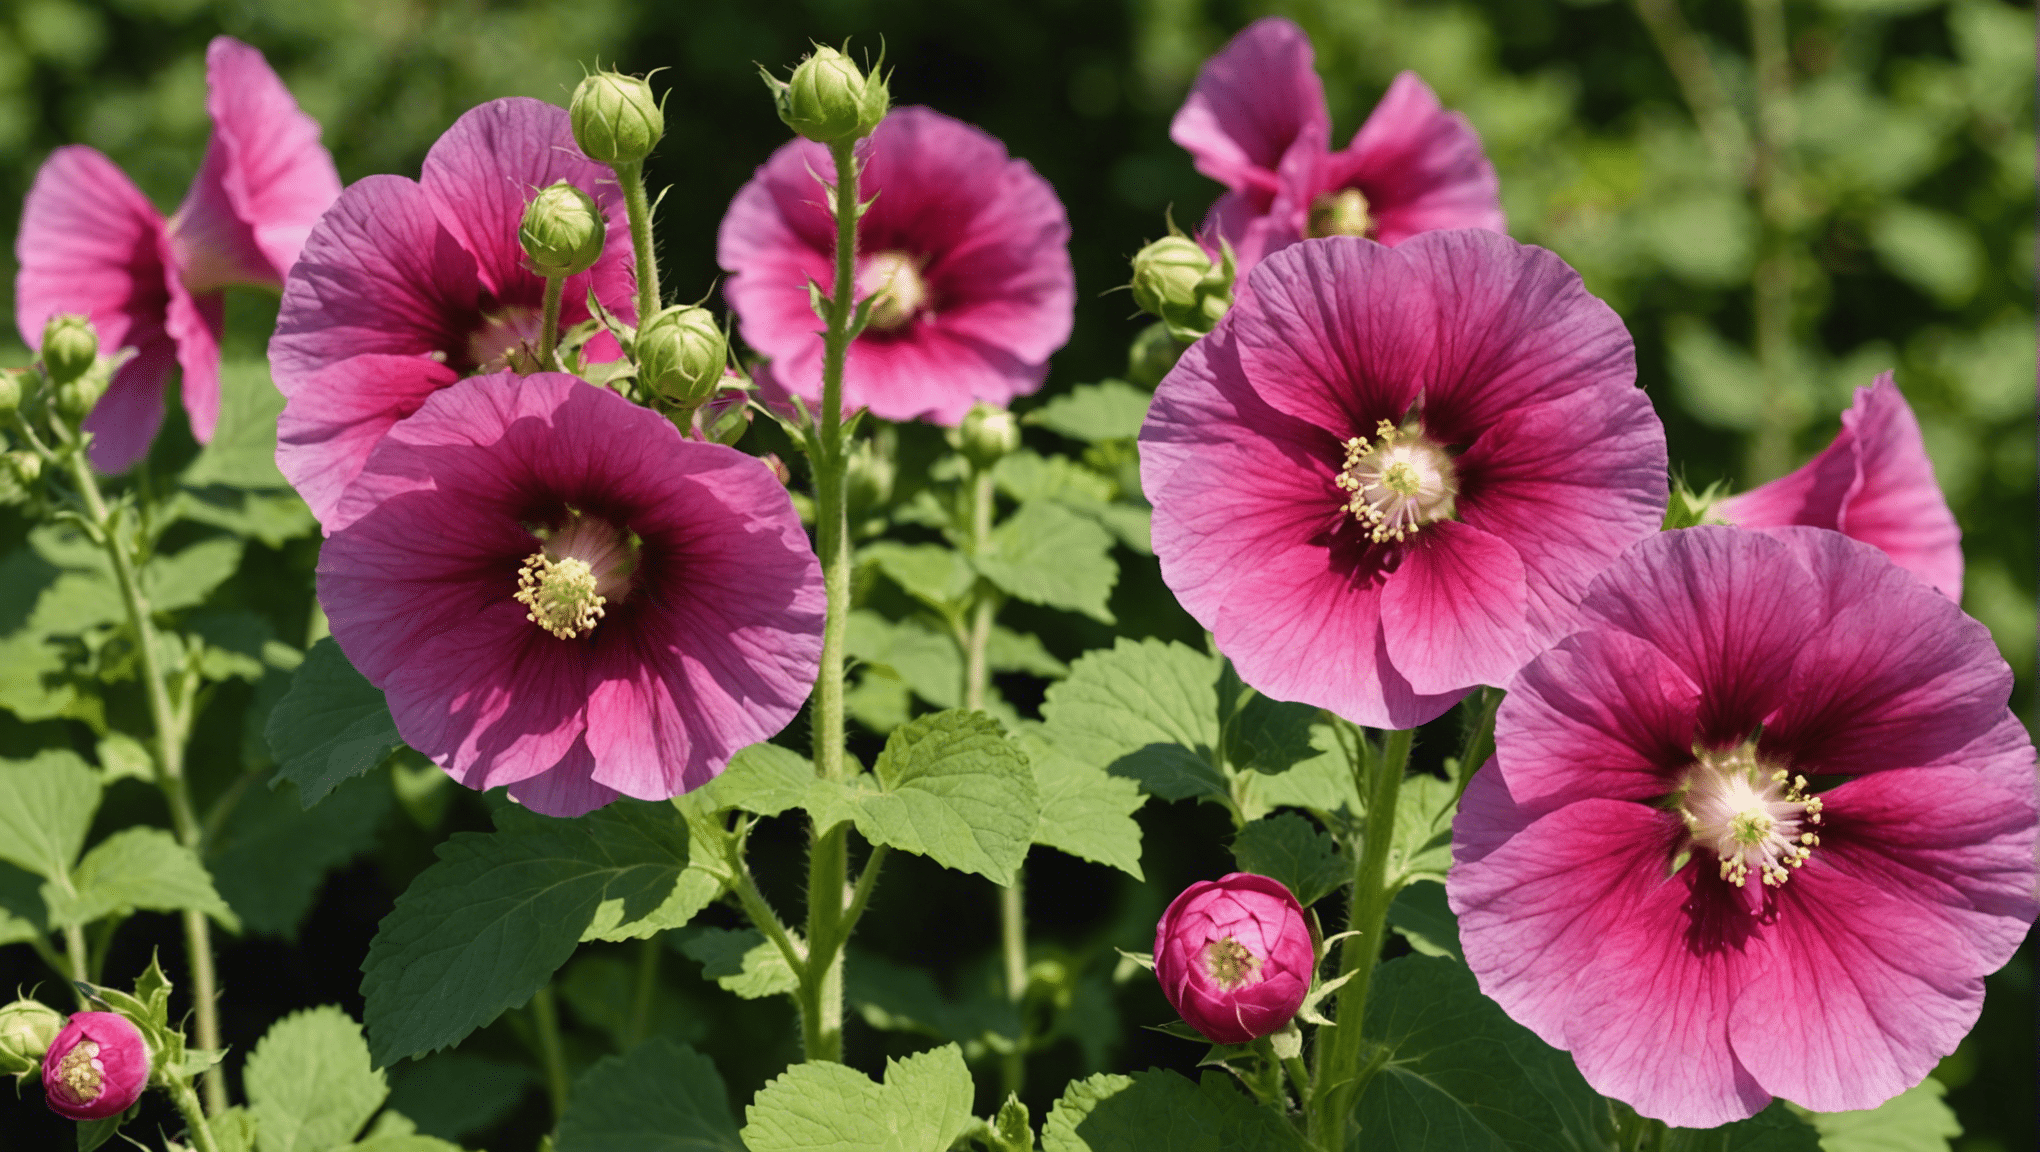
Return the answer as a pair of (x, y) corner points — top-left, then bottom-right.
(1141, 231), (1666, 729)
(14, 37), (339, 471)
(717, 105), (1074, 424)
(1448, 526), (2037, 1127)
(1154, 873), (1314, 1045)
(1171, 17), (1504, 272)
(317, 372), (823, 818)
(1717, 374), (1962, 598)
(271, 98), (635, 527)
(41, 1012), (150, 1121)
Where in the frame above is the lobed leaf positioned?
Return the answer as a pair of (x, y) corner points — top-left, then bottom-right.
(245, 1005), (388, 1152)
(46, 827), (239, 931)
(555, 1038), (745, 1152)
(1231, 813), (1346, 907)
(0, 749), (100, 878)
(742, 1044), (975, 1152)
(1039, 638), (1223, 802)
(1043, 1069), (1311, 1152)
(266, 638), (405, 807)
(975, 501), (1118, 624)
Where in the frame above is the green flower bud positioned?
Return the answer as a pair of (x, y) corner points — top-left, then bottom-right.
(636, 306), (728, 409)
(55, 363), (109, 425)
(520, 181), (607, 278)
(1126, 322), (1185, 389)
(957, 403), (1021, 470)
(0, 369), (25, 416)
(0, 999), (63, 1077)
(766, 46), (889, 145)
(845, 435), (895, 515)
(571, 71), (664, 166)
(1130, 235), (1233, 342)
(4, 451), (41, 489)
(41, 314), (98, 386)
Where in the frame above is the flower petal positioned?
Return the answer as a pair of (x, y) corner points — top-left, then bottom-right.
(1320, 72), (1505, 245)
(506, 735), (624, 819)
(282, 353), (464, 530)
(1168, 17), (1329, 197)
(15, 145), (170, 357)
(1496, 628), (1704, 809)
(1379, 518), (1529, 695)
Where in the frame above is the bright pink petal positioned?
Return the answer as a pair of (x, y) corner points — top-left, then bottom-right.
(1137, 314), (1280, 503)
(164, 278), (223, 446)
(15, 146), (169, 355)
(507, 736), (623, 818)
(1450, 759), (1535, 867)
(1319, 72), (1505, 245)
(171, 36), (340, 290)
(1169, 17), (1329, 197)
(1495, 628), (1703, 809)
(79, 340), (178, 474)
(280, 353), (463, 530)
(1379, 519), (1528, 695)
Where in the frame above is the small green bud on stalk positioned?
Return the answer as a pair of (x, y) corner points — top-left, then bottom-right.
(0, 368), (25, 416)
(1130, 234), (1234, 343)
(55, 364), (109, 425)
(766, 46), (889, 144)
(4, 451), (41, 488)
(636, 306), (728, 410)
(0, 999), (63, 1077)
(845, 435), (896, 514)
(570, 71), (664, 165)
(520, 182), (607, 278)
(957, 403), (1021, 470)
(1126, 321), (1185, 388)
(40, 314), (98, 386)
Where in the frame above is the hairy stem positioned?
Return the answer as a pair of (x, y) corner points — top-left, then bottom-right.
(529, 986), (570, 1123)
(1745, 0), (1798, 483)
(168, 1077), (222, 1152)
(613, 160), (661, 326)
(537, 275), (565, 370)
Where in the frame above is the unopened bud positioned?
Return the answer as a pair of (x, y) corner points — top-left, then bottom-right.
(571, 71), (664, 166)
(845, 435), (895, 513)
(1126, 322), (1185, 389)
(6, 452), (43, 487)
(0, 369), (24, 415)
(520, 182), (607, 278)
(41, 314), (98, 386)
(1131, 235), (1233, 342)
(40, 1012), (151, 1121)
(0, 1000), (63, 1077)
(957, 403), (1020, 470)
(636, 306), (728, 409)
(766, 46), (889, 145)
(56, 365), (109, 424)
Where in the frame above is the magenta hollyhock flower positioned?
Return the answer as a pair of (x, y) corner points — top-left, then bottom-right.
(271, 98), (636, 527)
(317, 371), (823, 817)
(1142, 231), (1667, 729)
(1171, 17), (1504, 272)
(1449, 525), (2037, 1127)
(1717, 373), (1962, 599)
(14, 37), (339, 472)
(717, 106), (1074, 425)
(1154, 872), (1315, 1045)
(41, 1012), (150, 1121)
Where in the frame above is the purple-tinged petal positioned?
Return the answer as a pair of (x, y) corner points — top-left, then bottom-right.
(1319, 72), (1505, 246)
(79, 340), (178, 474)
(1169, 17), (1330, 198)
(281, 353), (463, 530)
(15, 146), (170, 356)
(1450, 759), (1536, 867)
(1139, 314), (1300, 509)
(1495, 628), (1703, 809)
(163, 279), (223, 446)
(1379, 519), (1528, 695)
(507, 736), (623, 818)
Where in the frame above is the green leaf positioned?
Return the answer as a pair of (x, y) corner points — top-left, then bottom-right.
(1014, 726), (1146, 879)
(1788, 1078), (1959, 1152)
(245, 1005), (389, 1152)
(1390, 773), (1457, 885)
(209, 770), (391, 938)
(844, 948), (1021, 1050)
(182, 360), (294, 490)
(47, 827), (239, 930)
(1236, 733), (1362, 822)
(1042, 1069), (1311, 1152)
(1386, 880), (1463, 963)
(555, 1038), (744, 1152)
(815, 710), (1041, 886)
(1026, 381), (1152, 442)
(77, 1115), (123, 1152)
(143, 536), (245, 614)
(350, 1134), (467, 1152)
(0, 749), (100, 878)
(700, 742), (813, 817)
(1871, 204), (1983, 306)
(560, 951), (706, 1049)
(741, 1043), (975, 1152)
(209, 1107), (259, 1152)
(975, 501), (1118, 623)
(385, 1053), (534, 1142)
(1225, 693), (1323, 775)
(1039, 638), (1224, 802)
(862, 542), (975, 613)
(360, 801), (698, 1064)
(847, 610), (963, 709)
(266, 638), (404, 807)
(987, 626), (1069, 678)
(1231, 814), (1345, 906)
(993, 450), (1119, 507)
(1677, 1103), (1824, 1151)
(676, 927), (799, 999)
(1354, 956), (1608, 1152)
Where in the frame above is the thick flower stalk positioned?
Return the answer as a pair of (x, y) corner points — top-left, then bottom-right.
(271, 97), (636, 528)
(1155, 873), (1314, 1045)
(718, 106), (1074, 424)
(1718, 373), (1962, 598)
(316, 371), (824, 817)
(1449, 526), (2037, 1126)
(1172, 17), (1504, 271)
(14, 37), (339, 471)
(1141, 231), (1668, 729)
(40, 1012), (150, 1122)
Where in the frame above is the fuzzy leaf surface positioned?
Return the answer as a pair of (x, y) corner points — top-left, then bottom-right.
(741, 1043), (974, 1152)
(245, 1005), (388, 1152)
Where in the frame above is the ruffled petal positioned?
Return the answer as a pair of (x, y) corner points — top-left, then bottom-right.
(1168, 17), (1329, 197)
(1319, 72), (1505, 246)
(1378, 519), (1529, 695)
(1450, 759), (1537, 867)
(1495, 628), (1703, 809)
(1139, 314), (1303, 508)
(506, 735), (623, 818)
(15, 145), (170, 356)
(163, 278), (223, 446)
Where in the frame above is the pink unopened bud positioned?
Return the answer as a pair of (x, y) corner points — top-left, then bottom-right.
(1153, 872), (1314, 1045)
(41, 1012), (150, 1121)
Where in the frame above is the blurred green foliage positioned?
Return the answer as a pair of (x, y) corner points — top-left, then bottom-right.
(0, 1), (2030, 1149)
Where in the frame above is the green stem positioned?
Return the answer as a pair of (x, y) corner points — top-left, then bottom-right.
(1307, 725), (1413, 1149)
(624, 936), (660, 1051)
(799, 138), (864, 1065)
(1744, 0), (1798, 484)
(997, 875), (1027, 1097)
(529, 986), (570, 1123)
(63, 451), (225, 1115)
(612, 161), (661, 325)
(62, 923), (89, 984)
(168, 1077), (222, 1152)
(1629, 0), (1749, 173)
(1283, 1054), (1313, 1110)
(1452, 688), (1501, 802)
(537, 275), (565, 371)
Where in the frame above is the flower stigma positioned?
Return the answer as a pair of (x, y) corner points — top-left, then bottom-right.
(1203, 936), (1264, 990)
(1307, 188), (1374, 238)
(1335, 419), (1459, 542)
(1679, 740), (1823, 896)
(513, 514), (637, 640)
(52, 1041), (104, 1105)
(858, 250), (929, 330)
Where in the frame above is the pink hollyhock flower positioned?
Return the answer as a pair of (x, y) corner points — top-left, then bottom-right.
(14, 37), (339, 472)
(317, 371), (823, 818)
(1142, 231), (1667, 729)
(41, 1012), (150, 1121)
(271, 98), (636, 527)
(1717, 373), (1962, 599)
(1448, 525), (2037, 1127)
(1171, 17), (1504, 272)
(1154, 872), (1315, 1045)
(717, 106), (1074, 424)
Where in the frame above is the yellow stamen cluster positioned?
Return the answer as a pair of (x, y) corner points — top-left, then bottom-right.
(1335, 420), (1456, 543)
(1307, 187), (1375, 238)
(1683, 743), (1824, 893)
(1203, 935), (1262, 990)
(53, 1041), (102, 1104)
(514, 552), (607, 639)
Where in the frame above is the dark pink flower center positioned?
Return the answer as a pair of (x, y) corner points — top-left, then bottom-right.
(1307, 188), (1375, 239)
(1334, 420), (1459, 543)
(1203, 935), (1264, 990)
(466, 307), (545, 372)
(1678, 741), (1824, 895)
(857, 250), (930, 331)
(514, 514), (637, 640)
(51, 1041), (104, 1105)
